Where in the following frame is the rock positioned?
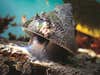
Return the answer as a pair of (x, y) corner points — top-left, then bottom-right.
(0, 40), (100, 75)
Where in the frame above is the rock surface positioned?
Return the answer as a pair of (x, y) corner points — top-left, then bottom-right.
(0, 40), (100, 75)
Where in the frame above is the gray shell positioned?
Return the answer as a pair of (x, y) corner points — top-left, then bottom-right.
(23, 4), (78, 54)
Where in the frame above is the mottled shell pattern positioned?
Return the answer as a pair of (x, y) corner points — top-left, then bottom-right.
(23, 4), (77, 54)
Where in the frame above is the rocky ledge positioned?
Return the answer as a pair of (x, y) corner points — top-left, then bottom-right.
(0, 39), (100, 75)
